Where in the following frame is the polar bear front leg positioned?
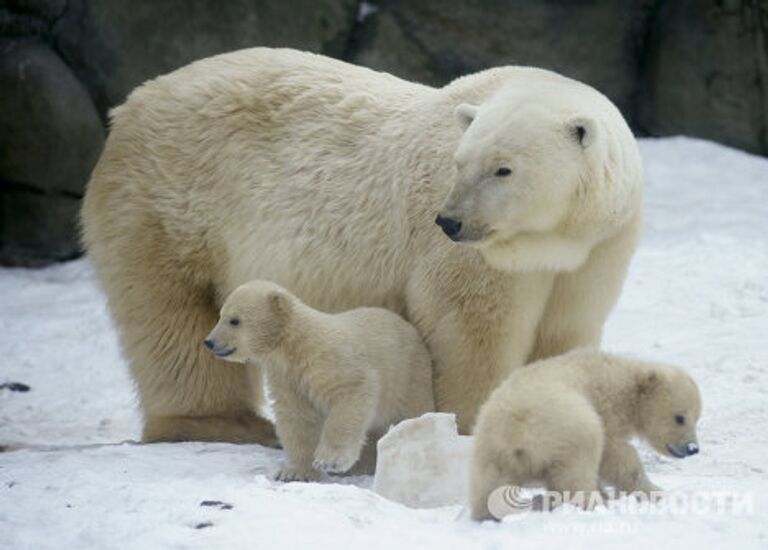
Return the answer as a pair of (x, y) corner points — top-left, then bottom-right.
(270, 384), (324, 482)
(313, 382), (376, 474)
(599, 439), (662, 496)
(531, 212), (642, 362)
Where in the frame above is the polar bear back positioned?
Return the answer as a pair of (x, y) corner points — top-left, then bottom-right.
(102, 48), (636, 314)
(336, 307), (435, 427)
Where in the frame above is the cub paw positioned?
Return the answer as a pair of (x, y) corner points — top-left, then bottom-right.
(312, 445), (360, 474)
(273, 465), (324, 483)
(633, 483), (664, 502)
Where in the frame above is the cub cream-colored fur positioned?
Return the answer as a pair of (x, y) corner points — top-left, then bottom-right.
(470, 349), (702, 520)
(81, 48), (642, 440)
(206, 280), (435, 481)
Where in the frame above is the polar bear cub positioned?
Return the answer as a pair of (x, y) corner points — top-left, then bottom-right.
(470, 349), (702, 520)
(205, 280), (435, 481)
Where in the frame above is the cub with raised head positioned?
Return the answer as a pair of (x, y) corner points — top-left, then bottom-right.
(206, 280), (435, 481)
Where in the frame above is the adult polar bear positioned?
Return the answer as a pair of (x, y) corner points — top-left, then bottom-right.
(81, 48), (642, 442)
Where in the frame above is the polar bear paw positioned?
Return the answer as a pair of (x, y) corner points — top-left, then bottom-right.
(633, 482), (665, 502)
(273, 465), (324, 483)
(313, 444), (360, 474)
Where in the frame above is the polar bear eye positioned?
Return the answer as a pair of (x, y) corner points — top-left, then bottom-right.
(229, 317), (240, 327)
(495, 167), (512, 177)
(675, 415), (685, 425)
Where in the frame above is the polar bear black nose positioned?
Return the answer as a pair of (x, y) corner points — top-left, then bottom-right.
(435, 215), (462, 240)
(203, 338), (215, 350)
(686, 442), (699, 456)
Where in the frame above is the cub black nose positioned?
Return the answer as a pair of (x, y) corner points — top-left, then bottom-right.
(686, 443), (699, 456)
(203, 338), (214, 350)
(435, 215), (462, 240)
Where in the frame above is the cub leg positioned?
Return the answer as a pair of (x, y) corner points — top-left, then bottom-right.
(545, 462), (602, 510)
(313, 381), (376, 474)
(271, 383), (324, 482)
(470, 457), (513, 521)
(600, 439), (662, 496)
(544, 429), (603, 510)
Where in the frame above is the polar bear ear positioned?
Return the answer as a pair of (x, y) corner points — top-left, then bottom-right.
(637, 371), (660, 396)
(268, 291), (292, 319)
(567, 116), (598, 148)
(455, 103), (479, 130)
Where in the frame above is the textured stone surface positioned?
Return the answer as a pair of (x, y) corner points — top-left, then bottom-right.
(5, 0), (66, 22)
(53, 0), (358, 116)
(349, 8), (443, 86)
(0, 0), (65, 40)
(0, 39), (104, 194)
(351, 0), (657, 117)
(0, 189), (81, 266)
(0, 39), (104, 265)
(637, 0), (768, 155)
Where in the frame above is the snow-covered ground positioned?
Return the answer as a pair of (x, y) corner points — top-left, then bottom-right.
(1, 137), (767, 549)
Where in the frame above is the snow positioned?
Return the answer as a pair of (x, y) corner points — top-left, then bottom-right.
(1, 137), (767, 548)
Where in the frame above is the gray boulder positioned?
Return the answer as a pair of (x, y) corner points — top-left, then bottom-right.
(0, 39), (104, 265)
(0, 190), (81, 266)
(637, 0), (767, 155)
(53, 0), (358, 116)
(350, 0), (656, 117)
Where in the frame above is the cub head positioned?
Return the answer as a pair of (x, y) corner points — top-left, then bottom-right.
(635, 366), (702, 459)
(204, 280), (293, 362)
(436, 83), (641, 272)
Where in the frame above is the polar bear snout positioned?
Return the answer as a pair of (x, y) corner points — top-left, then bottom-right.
(203, 338), (237, 358)
(435, 213), (489, 243)
(203, 330), (238, 359)
(666, 441), (699, 458)
(435, 215), (463, 241)
(203, 337), (233, 356)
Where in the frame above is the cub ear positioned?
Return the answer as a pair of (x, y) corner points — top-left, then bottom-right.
(567, 115), (598, 148)
(455, 103), (479, 130)
(268, 291), (292, 318)
(637, 371), (660, 396)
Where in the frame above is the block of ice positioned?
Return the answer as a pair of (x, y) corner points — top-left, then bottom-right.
(373, 412), (473, 508)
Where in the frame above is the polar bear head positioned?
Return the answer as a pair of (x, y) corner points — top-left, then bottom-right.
(204, 280), (293, 362)
(635, 365), (702, 459)
(436, 80), (642, 272)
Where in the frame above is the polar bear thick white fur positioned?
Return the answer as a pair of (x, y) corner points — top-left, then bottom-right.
(205, 279), (434, 481)
(81, 48), (643, 443)
(470, 349), (702, 520)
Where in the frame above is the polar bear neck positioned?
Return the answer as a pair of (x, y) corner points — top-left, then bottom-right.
(274, 300), (339, 367)
(579, 357), (652, 438)
(477, 231), (594, 273)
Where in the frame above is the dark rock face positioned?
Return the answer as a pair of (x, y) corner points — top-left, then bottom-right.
(0, 188), (82, 266)
(53, 0), (358, 118)
(0, 0), (66, 39)
(349, 6), (444, 87)
(5, 0), (66, 22)
(637, 0), (768, 155)
(351, 0), (657, 117)
(0, 39), (104, 266)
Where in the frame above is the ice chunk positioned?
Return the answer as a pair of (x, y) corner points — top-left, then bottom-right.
(373, 412), (473, 508)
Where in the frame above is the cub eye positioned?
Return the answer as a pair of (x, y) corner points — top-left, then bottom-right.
(229, 318), (240, 327)
(675, 415), (685, 425)
(495, 167), (512, 177)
